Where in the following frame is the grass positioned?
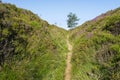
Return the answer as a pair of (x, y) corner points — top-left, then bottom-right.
(0, 2), (120, 80)
(0, 3), (67, 80)
(70, 7), (120, 80)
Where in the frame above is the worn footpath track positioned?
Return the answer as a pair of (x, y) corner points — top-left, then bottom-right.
(64, 35), (73, 80)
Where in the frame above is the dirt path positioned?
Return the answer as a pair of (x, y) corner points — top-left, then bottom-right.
(64, 35), (72, 80)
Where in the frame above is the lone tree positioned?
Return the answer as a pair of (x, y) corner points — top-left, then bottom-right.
(67, 12), (79, 28)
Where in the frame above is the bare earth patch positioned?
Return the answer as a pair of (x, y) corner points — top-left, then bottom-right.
(64, 35), (73, 80)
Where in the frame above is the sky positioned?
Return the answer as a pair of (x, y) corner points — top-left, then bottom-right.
(2, 0), (120, 30)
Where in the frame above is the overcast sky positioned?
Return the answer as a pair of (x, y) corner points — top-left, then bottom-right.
(3, 0), (120, 30)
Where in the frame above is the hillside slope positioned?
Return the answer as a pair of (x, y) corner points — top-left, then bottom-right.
(0, 3), (67, 80)
(0, 2), (120, 80)
(70, 7), (120, 80)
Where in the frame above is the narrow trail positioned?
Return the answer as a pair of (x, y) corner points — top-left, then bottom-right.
(64, 35), (73, 80)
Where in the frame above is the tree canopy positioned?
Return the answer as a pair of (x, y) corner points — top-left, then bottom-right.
(67, 12), (79, 28)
